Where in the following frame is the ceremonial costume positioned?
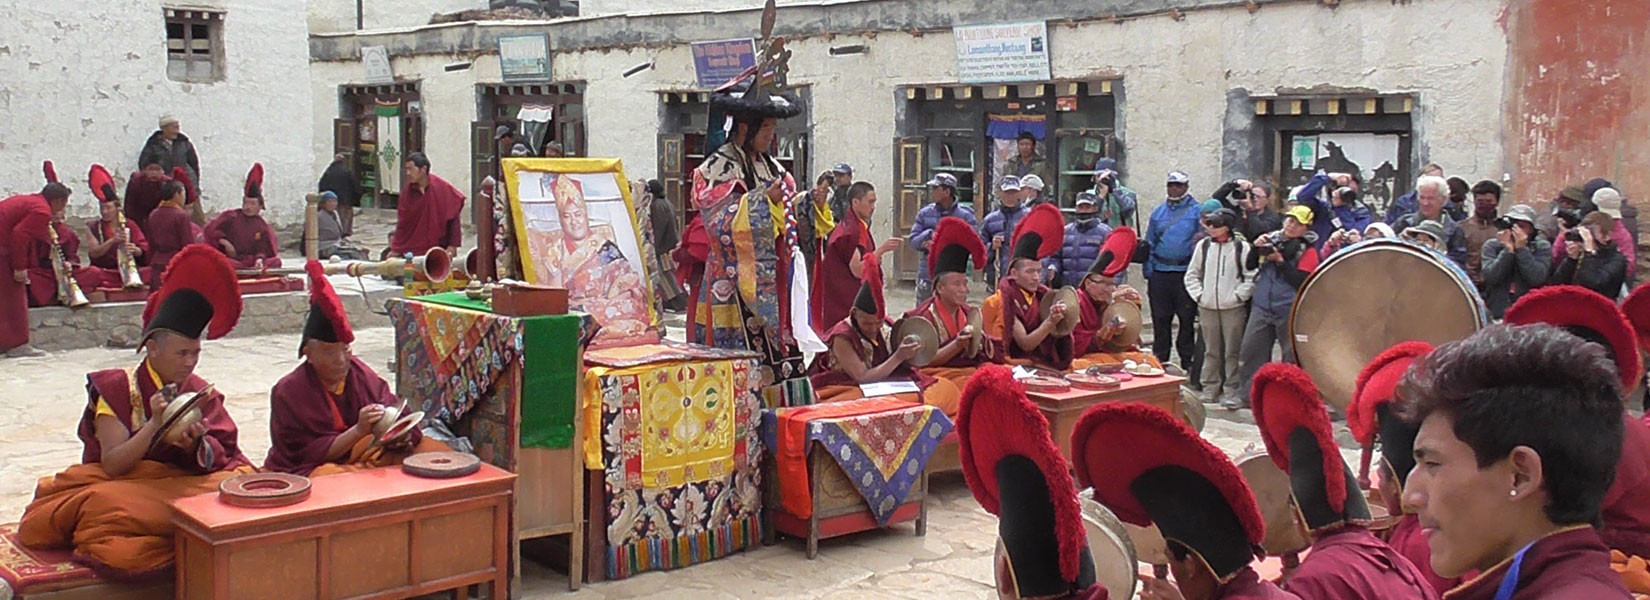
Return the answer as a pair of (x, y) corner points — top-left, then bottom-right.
(957, 365), (1106, 599)
(902, 217), (999, 403)
(145, 167), (202, 283)
(86, 163), (151, 274)
(1349, 342), (1460, 595)
(807, 255), (961, 413)
(1, 163), (61, 352)
(1074, 403), (1298, 599)
(19, 245), (249, 577)
(1504, 286), (1650, 559)
(204, 163), (282, 270)
(265, 261), (446, 476)
(1251, 364), (1436, 600)
(991, 203), (1071, 369)
(390, 172), (465, 256)
(1070, 227), (1160, 370)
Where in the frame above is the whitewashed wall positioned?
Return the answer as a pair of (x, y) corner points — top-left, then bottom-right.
(308, 0), (488, 34)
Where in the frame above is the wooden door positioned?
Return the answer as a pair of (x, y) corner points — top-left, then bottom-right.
(892, 136), (927, 282)
(658, 133), (686, 234)
(332, 117), (357, 197)
(470, 120), (496, 225)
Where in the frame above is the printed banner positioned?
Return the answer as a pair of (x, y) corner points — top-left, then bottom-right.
(954, 21), (1052, 83)
(692, 38), (757, 89)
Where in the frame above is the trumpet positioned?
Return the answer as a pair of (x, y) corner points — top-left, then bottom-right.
(48, 222), (90, 307)
(111, 204), (145, 289)
(236, 247), (453, 283)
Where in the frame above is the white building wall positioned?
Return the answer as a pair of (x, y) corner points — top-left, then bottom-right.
(308, 0), (488, 35)
(0, 0), (316, 227)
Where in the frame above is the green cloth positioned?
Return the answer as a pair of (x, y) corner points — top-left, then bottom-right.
(413, 292), (586, 449)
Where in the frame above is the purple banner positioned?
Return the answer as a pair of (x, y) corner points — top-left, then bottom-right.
(692, 38), (757, 89)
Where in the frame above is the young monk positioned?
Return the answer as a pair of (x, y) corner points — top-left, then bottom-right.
(85, 164), (151, 276)
(264, 261), (447, 476)
(807, 254), (961, 412)
(18, 245), (250, 577)
(204, 163), (282, 271)
(901, 216), (999, 412)
(994, 203), (1070, 369)
(1070, 226), (1160, 370)
(145, 168), (201, 283)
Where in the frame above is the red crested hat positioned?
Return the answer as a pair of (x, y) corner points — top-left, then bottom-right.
(170, 166), (197, 204)
(929, 216), (987, 277)
(87, 164), (118, 204)
(852, 252), (886, 319)
(1622, 282), (1650, 353)
(300, 260), (354, 355)
(1011, 203), (1065, 261)
(958, 365), (1095, 597)
(1089, 227), (1137, 278)
(1072, 403), (1263, 580)
(1251, 363), (1369, 531)
(244, 163), (264, 199)
(1348, 341), (1432, 493)
(1505, 285), (1640, 391)
(142, 244), (242, 343)
(42, 160), (58, 184)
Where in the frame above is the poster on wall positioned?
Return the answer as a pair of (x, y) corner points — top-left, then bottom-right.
(499, 34), (552, 83)
(1283, 132), (1406, 218)
(953, 21), (1052, 83)
(503, 158), (659, 348)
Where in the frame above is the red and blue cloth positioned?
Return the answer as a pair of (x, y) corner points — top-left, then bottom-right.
(763, 398), (954, 526)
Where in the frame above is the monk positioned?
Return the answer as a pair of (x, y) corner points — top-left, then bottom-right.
(1070, 226), (1161, 371)
(18, 245), (250, 577)
(902, 216), (998, 414)
(145, 168), (201, 282)
(1251, 364), (1436, 600)
(808, 255), (961, 412)
(122, 160), (171, 232)
(811, 181), (901, 337)
(389, 152), (465, 258)
(86, 163), (150, 276)
(204, 163), (282, 271)
(24, 215), (121, 306)
(1, 164), (72, 356)
(265, 260), (447, 476)
(995, 203), (1071, 369)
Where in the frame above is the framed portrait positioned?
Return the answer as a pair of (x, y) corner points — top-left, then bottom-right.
(502, 158), (659, 348)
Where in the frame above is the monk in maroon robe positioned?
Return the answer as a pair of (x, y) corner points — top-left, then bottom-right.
(24, 220), (122, 306)
(87, 207), (150, 271)
(18, 245), (250, 577)
(902, 217), (998, 411)
(808, 256), (961, 412)
(123, 162), (170, 232)
(997, 203), (1070, 369)
(205, 204), (281, 270)
(810, 182), (899, 337)
(266, 261), (446, 476)
(145, 171), (200, 283)
(390, 153), (465, 257)
(1, 173), (71, 355)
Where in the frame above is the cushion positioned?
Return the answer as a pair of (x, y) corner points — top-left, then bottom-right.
(0, 522), (98, 595)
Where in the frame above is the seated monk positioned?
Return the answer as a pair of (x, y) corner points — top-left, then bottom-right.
(24, 215), (123, 307)
(1070, 226), (1161, 371)
(997, 203), (1073, 370)
(265, 260), (448, 476)
(902, 216), (999, 414)
(85, 163), (152, 280)
(808, 254), (962, 413)
(145, 168), (202, 284)
(204, 163), (282, 272)
(19, 245), (251, 577)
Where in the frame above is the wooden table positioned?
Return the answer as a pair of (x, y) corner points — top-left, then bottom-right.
(1027, 375), (1187, 460)
(171, 465), (515, 600)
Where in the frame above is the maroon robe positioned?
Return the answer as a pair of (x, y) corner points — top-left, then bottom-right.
(1219, 567), (1303, 599)
(1390, 514), (1464, 595)
(1441, 527), (1629, 599)
(1283, 526), (1437, 600)
(86, 217), (150, 269)
(999, 277), (1073, 369)
(904, 297), (1000, 367)
(807, 319), (937, 391)
(390, 174), (465, 256)
(144, 202), (199, 282)
(122, 173), (170, 232)
(264, 357), (422, 475)
(24, 223), (122, 306)
(80, 361), (249, 473)
(1601, 413), (1650, 557)
(811, 210), (873, 337)
(0, 194), (53, 351)
(204, 209), (282, 270)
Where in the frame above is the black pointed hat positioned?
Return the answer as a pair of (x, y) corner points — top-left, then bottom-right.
(142, 245), (242, 344)
(300, 260), (354, 356)
(1251, 363), (1371, 532)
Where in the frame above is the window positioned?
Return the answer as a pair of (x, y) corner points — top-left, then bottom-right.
(165, 8), (224, 82)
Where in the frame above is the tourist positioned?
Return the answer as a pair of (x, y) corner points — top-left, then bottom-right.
(1394, 175), (1469, 267)
(1384, 162), (1444, 226)
(1479, 204), (1548, 319)
(980, 175), (1029, 283)
(389, 152), (466, 259)
(1144, 170), (1202, 371)
(1549, 211), (1627, 299)
(204, 164), (282, 271)
(1020, 174), (1047, 206)
(1232, 206), (1320, 410)
(1092, 158), (1138, 229)
(1401, 220), (1449, 254)
(1048, 192), (1112, 288)
(1184, 209), (1255, 406)
(907, 172), (978, 302)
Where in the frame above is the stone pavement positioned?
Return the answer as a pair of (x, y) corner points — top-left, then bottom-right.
(0, 307), (1358, 599)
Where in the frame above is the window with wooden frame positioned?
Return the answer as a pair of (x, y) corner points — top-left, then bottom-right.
(164, 8), (224, 83)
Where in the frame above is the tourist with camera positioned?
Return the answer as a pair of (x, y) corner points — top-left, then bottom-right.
(1479, 204), (1548, 319)
(1229, 206), (1320, 410)
(1550, 211), (1629, 299)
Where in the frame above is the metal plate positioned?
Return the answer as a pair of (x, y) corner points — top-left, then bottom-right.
(219, 473), (312, 508)
(402, 451), (482, 479)
(1290, 239), (1486, 409)
(1068, 372), (1121, 391)
(892, 317), (941, 367)
(1099, 301), (1144, 353)
(1236, 451), (1311, 555)
(1038, 287), (1082, 338)
(1079, 491), (1140, 600)
(1021, 375), (1071, 394)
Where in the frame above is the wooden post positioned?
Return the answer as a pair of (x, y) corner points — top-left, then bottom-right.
(304, 193), (320, 261)
(478, 179), (497, 282)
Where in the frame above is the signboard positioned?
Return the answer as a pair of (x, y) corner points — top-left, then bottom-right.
(499, 34), (552, 83)
(692, 38), (757, 89)
(954, 21), (1051, 83)
(361, 46), (393, 84)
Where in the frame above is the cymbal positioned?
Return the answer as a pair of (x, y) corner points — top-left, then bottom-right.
(966, 306), (985, 358)
(892, 317), (940, 367)
(1100, 302), (1144, 352)
(1038, 287), (1081, 338)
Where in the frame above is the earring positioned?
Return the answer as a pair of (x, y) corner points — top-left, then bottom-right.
(1509, 489), (1517, 498)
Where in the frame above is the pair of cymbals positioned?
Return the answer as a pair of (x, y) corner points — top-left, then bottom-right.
(1038, 287), (1082, 338)
(146, 385), (213, 455)
(892, 317), (941, 367)
(1099, 302), (1144, 352)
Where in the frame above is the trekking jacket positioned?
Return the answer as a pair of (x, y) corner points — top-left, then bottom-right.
(1185, 236), (1257, 311)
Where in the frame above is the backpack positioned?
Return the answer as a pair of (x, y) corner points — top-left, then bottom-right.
(1198, 237), (1247, 283)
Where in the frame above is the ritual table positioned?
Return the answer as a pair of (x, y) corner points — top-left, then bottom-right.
(387, 293), (596, 590)
(1026, 375), (1187, 460)
(170, 465), (515, 600)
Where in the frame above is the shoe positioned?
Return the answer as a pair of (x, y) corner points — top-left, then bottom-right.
(1163, 363), (1188, 378)
(4, 344), (44, 358)
(1221, 396), (1249, 411)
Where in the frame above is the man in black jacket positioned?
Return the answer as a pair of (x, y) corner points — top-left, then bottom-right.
(1212, 179), (1282, 242)
(1480, 204), (1549, 319)
(318, 154), (359, 236)
(138, 115), (203, 224)
(1550, 210), (1628, 300)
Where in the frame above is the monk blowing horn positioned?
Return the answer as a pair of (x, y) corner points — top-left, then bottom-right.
(236, 247), (452, 283)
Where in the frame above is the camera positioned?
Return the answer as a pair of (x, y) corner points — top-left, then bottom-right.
(1255, 244), (1278, 256)
(1493, 216), (1515, 231)
(1557, 209), (1583, 229)
(1230, 188), (1249, 201)
(1564, 230), (1584, 243)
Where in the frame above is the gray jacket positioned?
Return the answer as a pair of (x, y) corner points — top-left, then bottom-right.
(1481, 236), (1552, 320)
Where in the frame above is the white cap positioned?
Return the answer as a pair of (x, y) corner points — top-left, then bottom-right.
(1167, 171), (1190, 184)
(1020, 175), (1045, 191)
(1594, 188), (1623, 219)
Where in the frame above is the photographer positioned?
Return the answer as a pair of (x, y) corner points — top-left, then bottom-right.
(1480, 204), (1549, 319)
(1292, 171), (1373, 251)
(1091, 159), (1138, 230)
(1549, 211), (1628, 299)
(1229, 206), (1321, 410)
